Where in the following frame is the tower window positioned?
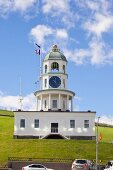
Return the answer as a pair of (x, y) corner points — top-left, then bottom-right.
(45, 65), (47, 73)
(51, 62), (59, 72)
(63, 79), (65, 88)
(20, 119), (25, 128)
(34, 119), (39, 128)
(53, 100), (57, 108)
(70, 120), (75, 128)
(63, 65), (65, 73)
(44, 79), (47, 88)
(44, 100), (47, 108)
(63, 100), (65, 109)
(84, 120), (89, 128)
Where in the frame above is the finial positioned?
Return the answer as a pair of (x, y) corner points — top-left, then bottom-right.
(52, 44), (59, 52)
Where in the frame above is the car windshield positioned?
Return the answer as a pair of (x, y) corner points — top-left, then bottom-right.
(76, 160), (87, 164)
(29, 164), (44, 168)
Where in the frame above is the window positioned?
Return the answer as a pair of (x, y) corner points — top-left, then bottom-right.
(84, 120), (89, 128)
(63, 79), (65, 88)
(45, 65), (47, 73)
(51, 62), (59, 72)
(29, 164), (44, 168)
(44, 79), (47, 88)
(34, 119), (39, 128)
(63, 65), (65, 73)
(53, 100), (57, 108)
(70, 120), (75, 128)
(20, 119), (25, 128)
(44, 100), (47, 108)
(63, 100), (65, 109)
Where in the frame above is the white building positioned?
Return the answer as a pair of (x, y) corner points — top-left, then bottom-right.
(14, 45), (96, 139)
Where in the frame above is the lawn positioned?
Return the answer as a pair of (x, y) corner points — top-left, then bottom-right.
(0, 110), (113, 166)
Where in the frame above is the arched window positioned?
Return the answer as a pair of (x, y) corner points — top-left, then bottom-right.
(63, 65), (65, 73)
(63, 79), (65, 88)
(44, 79), (47, 88)
(45, 65), (47, 73)
(44, 100), (47, 108)
(51, 62), (59, 72)
(63, 100), (65, 109)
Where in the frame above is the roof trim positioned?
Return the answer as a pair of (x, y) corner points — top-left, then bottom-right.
(34, 89), (75, 96)
(14, 111), (96, 113)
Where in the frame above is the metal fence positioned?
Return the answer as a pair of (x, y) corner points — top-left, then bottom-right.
(8, 157), (73, 163)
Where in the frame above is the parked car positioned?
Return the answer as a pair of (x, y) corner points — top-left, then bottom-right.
(105, 160), (113, 168)
(22, 164), (54, 170)
(71, 159), (95, 170)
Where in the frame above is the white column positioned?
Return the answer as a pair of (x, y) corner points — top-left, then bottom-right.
(48, 94), (51, 110)
(67, 95), (69, 110)
(58, 94), (61, 110)
(36, 97), (38, 111)
(40, 95), (43, 110)
(71, 96), (73, 111)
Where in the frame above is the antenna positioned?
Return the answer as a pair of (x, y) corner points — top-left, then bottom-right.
(19, 77), (23, 110)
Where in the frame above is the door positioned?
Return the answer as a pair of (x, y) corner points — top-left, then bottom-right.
(51, 123), (58, 133)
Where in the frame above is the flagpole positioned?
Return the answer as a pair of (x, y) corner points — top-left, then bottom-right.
(96, 116), (100, 170)
(39, 47), (42, 90)
(35, 43), (42, 90)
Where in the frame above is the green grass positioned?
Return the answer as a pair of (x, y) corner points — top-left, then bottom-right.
(0, 110), (113, 166)
(0, 110), (14, 116)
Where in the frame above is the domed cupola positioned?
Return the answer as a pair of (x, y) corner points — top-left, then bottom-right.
(44, 45), (67, 62)
(35, 45), (75, 112)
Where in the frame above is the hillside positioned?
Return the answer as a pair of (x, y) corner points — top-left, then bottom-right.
(0, 110), (113, 166)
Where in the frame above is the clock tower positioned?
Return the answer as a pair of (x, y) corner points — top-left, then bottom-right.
(35, 45), (75, 111)
(14, 44), (96, 140)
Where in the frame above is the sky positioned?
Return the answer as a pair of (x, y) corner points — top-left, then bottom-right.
(0, 0), (113, 124)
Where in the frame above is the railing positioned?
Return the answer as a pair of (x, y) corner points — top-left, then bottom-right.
(8, 157), (73, 163)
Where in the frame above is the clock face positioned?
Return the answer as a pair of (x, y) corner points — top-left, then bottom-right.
(49, 76), (61, 88)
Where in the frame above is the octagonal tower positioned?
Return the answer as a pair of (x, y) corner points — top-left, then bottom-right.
(34, 45), (75, 111)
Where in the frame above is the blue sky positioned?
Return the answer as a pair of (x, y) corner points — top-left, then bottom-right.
(0, 0), (113, 123)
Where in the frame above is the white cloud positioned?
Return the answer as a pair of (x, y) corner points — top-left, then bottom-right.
(75, 0), (111, 14)
(71, 0), (113, 65)
(63, 36), (113, 65)
(88, 38), (113, 65)
(13, 0), (37, 12)
(30, 25), (54, 45)
(0, 0), (37, 17)
(89, 38), (106, 64)
(0, 0), (13, 17)
(96, 115), (113, 125)
(42, 0), (69, 14)
(0, 92), (36, 111)
(84, 13), (113, 37)
(63, 48), (90, 65)
(42, 0), (75, 28)
(56, 29), (68, 39)
(30, 24), (69, 48)
(75, 0), (113, 37)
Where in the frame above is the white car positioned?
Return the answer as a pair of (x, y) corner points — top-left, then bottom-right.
(22, 164), (54, 170)
(106, 160), (113, 168)
(71, 159), (94, 170)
